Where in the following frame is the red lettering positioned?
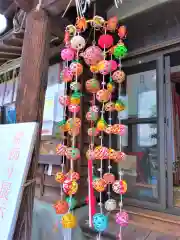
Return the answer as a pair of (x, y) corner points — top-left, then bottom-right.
(0, 181), (11, 201)
(7, 167), (14, 179)
(8, 148), (20, 161)
(0, 206), (6, 219)
(13, 132), (24, 145)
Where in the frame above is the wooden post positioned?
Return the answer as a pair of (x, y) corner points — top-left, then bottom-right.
(14, 7), (50, 240)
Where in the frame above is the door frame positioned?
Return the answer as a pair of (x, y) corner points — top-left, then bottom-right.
(120, 54), (167, 211)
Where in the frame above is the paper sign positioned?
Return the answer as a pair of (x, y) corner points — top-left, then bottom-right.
(3, 80), (15, 105)
(43, 97), (55, 122)
(0, 122), (38, 240)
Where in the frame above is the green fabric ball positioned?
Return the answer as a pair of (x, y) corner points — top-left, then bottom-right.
(66, 197), (77, 210)
(113, 44), (128, 59)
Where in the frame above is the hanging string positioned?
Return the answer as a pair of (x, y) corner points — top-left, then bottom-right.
(62, 0), (91, 18)
(114, 0), (123, 8)
(36, 0), (43, 11)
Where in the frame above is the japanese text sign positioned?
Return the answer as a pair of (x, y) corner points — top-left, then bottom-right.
(0, 122), (38, 240)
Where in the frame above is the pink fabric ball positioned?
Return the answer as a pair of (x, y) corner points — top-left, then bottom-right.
(61, 48), (75, 61)
(61, 68), (73, 83)
(98, 34), (113, 49)
(109, 60), (118, 71)
(68, 104), (80, 113)
(116, 211), (129, 226)
(81, 46), (103, 66)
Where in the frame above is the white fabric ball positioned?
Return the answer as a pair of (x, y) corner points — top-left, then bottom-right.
(71, 35), (86, 51)
(105, 199), (117, 211)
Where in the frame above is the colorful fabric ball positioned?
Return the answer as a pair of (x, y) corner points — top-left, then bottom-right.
(88, 128), (99, 137)
(116, 211), (129, 226)
(109, 60), (118, 71)
(103, 173), (115, 184)
(114, 152), (127, 162)
(89, 105), (99, 113)
(59, 95), (70, 106)
(97, 118), (108, 131)
(112, 124), (126, 135)
(93, 178), (107, 192)
(55, 172), (66, 184)
(96, 89), (111, 103)
(65, 170), (80, 181)
(86, 149), (95, 160)
(68, 104), (80, 113)
(63, 179), (78, 195)
(66, 196), (77, 210)
(104, 125), (113, 134)
(94, 146), (109, 160)
(66, 147), (80, 161)
(53, 200), (69, 214)
(107, 82), (115, 93)
(98, 34), (113, 49)
(93, 213), (108, 232)
(112, 70), (125, 83)
(75, 17), (87, 32)
(113, 43), (128, 59)
(86, 111), (98, 121)
(112, 180), (127, 194)
(107, 16), (118, 32)
(81, 46), (103, 65)
(98, 60), (111, 75)
(115, 99), (126, 111)
(70, 62), (83, 76)
(92, 15), (105, 28)
(70, 81), (81, 91)
(61, 68), (73, 83)
(68, 128), (80, 136)
(85, 78), (100, 93)
(66, 118), (81, 130)
(90, 64), (99, 73)
(108, 148), (118, 160)
(70, 92), (81, 105)
(71, 35), (86, 51)
(105, 199), (117, 211)
(62, 213), (77, 229)
(105, 102), (115, 112)
(56, 144), (67, 156)
(61, 47), (75, 61)
(118, 26), (127, 39)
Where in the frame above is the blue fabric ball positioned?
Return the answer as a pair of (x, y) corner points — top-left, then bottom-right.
(93, 213), (108, 232)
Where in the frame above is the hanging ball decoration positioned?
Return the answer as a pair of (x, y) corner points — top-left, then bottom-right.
(66, 196), (77, 210)
(104, 125), (113, 135)
(68, 127), (80, 137)
(71, 35), (86, 51)
(56, 144), (67, 156)
(70, 61), (83, 76)
(93, 178), (107, 192)
(59, 95), (70, 106)
(66, 117), (81, 130)
(103, 173), (115, 184)
(86, 111), (98, 121)
(105, 102), (115, 112)
(66, 24), (76, 36)
(115, 99), (126, 111)
(90, 64), (99, 73)
(55, 172), (66, 184)
(105, 199), (117, 211)
(70, 92), (81, 105)
(113, 43), (128, 59)
(112, 70), (126, 84)
(75, 17), (87, 32)
(66, 170), (80, 181)
(108, 148), (118, 160)
(70, 81), (81, 91)
(88, 127), (99, 137)
(118, 25), (127, 39)
(107, 16), (118, 32)
(97, 118), (108, 131)
(112, 180), (127, 195)
(89, 105), (99, 113)
(58, 120), (68, 132)
(98, 60), (111, 75)
(61, 68), (73, 83)
(92, 15), (105, 29)
(53, 200), (69, 214)
(116, 211), (129, 226)
(114, 151), (127, 162)
(66, 147), (80, 161)
(107, 82), (115, 93)
(93, 213), (108, 232)
(62, 213), (77, 229)
(109, 60), (118, 72)
(85, 78), (100, 93)
(98, 34), (114, 49)
(68, 104), (80, 113)
(94, 146), (109, 160)
(86, 149), (96, 160)
(112, 124), (126, 136)
(80, 46), (103, 66)
(63, 179), (78, 195)
(96, 89), (111, 103)
(61, 47), (75, 61)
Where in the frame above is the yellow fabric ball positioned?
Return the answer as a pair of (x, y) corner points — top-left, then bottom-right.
(61, 213), (77, 229)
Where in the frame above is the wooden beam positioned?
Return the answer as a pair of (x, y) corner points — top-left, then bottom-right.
(0, 44), (22, 54)
(14, 0), (33, 12)
(14, 8), (50, 240)
(3, 35), (24, 47)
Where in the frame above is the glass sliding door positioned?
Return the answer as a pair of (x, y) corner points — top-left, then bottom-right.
(114, 56), (166, 210)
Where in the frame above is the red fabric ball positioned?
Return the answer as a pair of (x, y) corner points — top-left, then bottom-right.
(98, 34), (113, 49)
